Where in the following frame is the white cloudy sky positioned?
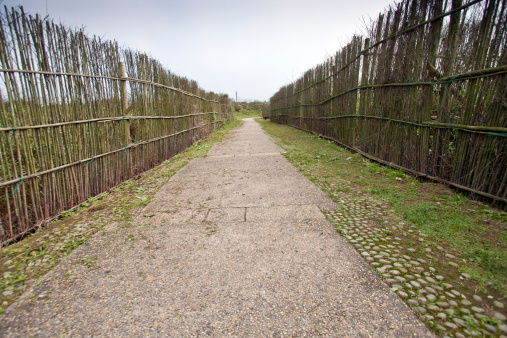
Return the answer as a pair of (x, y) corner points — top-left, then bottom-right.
(1, 0), (397, 101)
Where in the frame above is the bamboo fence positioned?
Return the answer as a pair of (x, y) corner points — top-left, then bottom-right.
(0, 7), (233, 243)
(270, 0), (506, 207)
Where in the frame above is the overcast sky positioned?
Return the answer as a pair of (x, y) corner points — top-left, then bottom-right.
(2, 0), (397, 102)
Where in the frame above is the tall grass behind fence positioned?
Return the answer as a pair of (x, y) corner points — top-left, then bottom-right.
(270, 0), (506, 206)
(0, 7), (233, 243)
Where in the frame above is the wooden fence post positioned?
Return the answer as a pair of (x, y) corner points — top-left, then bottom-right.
(119, 62), (131, 144)
(119, 62), (132, 175)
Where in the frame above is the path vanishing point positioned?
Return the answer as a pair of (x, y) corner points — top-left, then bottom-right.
(1, 118), (433, 336)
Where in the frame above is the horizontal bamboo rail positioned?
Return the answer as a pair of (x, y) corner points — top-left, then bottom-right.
(0, 68), (221, 103)
(0, 119), (227, 188)
(0, 112), (219, 132)
(270, 114), (507, 135)
(271, 65), (507, 105)
(289, 123), (507, 204)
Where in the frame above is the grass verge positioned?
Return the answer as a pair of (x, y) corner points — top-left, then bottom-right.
(257, 119), (507, 297)
(0, 119), (242, 313)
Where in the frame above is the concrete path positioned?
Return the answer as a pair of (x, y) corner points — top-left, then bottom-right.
(1, 118), (432, 336)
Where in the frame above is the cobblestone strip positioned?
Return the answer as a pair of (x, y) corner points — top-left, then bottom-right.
(320, 182), (506, 338)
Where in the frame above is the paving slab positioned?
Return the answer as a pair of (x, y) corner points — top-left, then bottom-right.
(0, 118), (432, 337)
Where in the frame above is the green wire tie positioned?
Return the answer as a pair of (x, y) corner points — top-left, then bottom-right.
(405, 77), (415, 83)
(5, 176), (23, 200)
(123, 147), (128, 159)
(85, 157), (95, 166)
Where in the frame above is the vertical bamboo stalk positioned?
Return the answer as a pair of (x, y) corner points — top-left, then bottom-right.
(358, 38), (370, 118)
(422, 0), (443, 174)
(440, 0), (462, 99)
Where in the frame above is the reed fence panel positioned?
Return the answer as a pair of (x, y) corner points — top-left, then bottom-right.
(270, 0), (506, 207)
(0, 7), (233, 243)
